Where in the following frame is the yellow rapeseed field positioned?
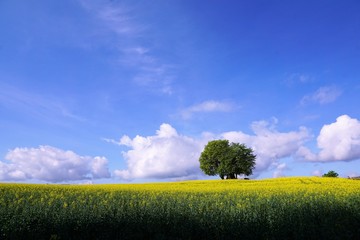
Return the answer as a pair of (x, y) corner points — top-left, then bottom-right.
(1, 177), (359, 239)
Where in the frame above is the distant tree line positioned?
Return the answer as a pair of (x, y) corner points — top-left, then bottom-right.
(322, 170), (338, 178)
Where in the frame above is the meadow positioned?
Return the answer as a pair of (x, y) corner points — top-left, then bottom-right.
(1, 177), (359, 239)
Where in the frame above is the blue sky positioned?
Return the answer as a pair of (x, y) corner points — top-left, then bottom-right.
(1, 0), (360, 183)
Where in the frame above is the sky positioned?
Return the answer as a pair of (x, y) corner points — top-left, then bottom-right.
(1, 0), (360, 183)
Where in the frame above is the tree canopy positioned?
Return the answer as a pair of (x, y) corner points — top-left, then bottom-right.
(199, 140), (256, 179)
(322, 170), (339, 178)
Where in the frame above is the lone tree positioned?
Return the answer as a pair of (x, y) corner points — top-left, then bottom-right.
(199, 140), (256, 179)
(322, 170), (339, 178)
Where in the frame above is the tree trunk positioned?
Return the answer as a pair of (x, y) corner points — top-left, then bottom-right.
(227, 173), (236, 179)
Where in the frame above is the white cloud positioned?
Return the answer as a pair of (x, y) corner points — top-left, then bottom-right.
(0, 83), (86, 123)
(80, 1), (175, 95)
(222, 120), (310, 175)
(114, 120), (310, 180)
(298, 115), (360, 162)
(285, 73), (312, 86)
(102, 137), (122, 146)
(96, 4), (138, 35)
(296, 146), (318, 161)
(273, 163), (288, 178)
(91, 156), (111, 179)
(181, 100), (235, 119)
(0, 146), (110, 182)
(301, 86), (342, 105)
(347, 172), (360, 178)
(114, 124), (207, 180)
(79, 0), (140, 36)
(312, 170), (322, 177)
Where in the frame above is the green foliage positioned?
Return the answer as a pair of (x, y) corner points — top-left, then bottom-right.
(199, 140), (230, 177)
(199, 140), (256, 179)
(322, 170), (339, 178)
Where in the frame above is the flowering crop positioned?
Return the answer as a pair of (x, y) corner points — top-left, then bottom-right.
(1, 177), (359, 239)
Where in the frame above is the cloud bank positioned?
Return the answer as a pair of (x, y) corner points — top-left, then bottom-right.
(0, 146), (110, 182)
(298, 115), (360, 162)
(114, 120), (310, 180)
(114, 124), (206, 180)
(221, 120), (310, 175)
(3, 115), (358, 182)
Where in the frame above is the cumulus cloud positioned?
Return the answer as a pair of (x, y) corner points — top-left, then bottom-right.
(298, 115), (360, 162)
(114, 124), (207, 180)
(221, 120), (310, 175)
(0, 146), (110, 182)
(301, 86), (342, 105)
(180, 100), (235, 119)
(273, 163), (288, 178)
(114, 120), (310, 180)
